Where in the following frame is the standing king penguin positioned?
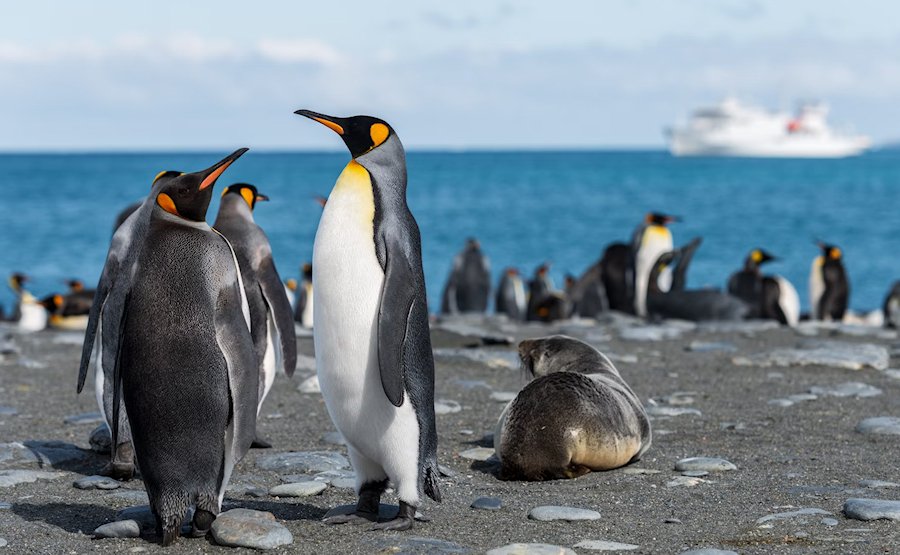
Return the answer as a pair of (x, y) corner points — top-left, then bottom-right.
(440, 238), (491, 314)
(296, 109), (441, 531)
(495, 268), (527, 320)
(632, 213), (677, 317)
(115, 150), (257, 545)
(213, 183), (297, 448)
(294, 262), (314, 328)
(809, 242), (849, 321)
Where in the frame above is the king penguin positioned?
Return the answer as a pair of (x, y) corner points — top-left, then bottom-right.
(727, 249), (776, 318)
(213, 183), (297, 448)
(440, 238), (491, 314)
(495, 268), (526, 320)
(632, 213), (678, 317)
(296, 109), (441, 531)
(113, 150), (257, 545)
(809, 242), (849, 321)
(293, 262), (314, 328)
(8, 273), (47, 332)
(884, 281), (900, 329)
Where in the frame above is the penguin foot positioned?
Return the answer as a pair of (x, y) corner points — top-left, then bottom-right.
(99, 461), (134, 481)
(189, 509), (216, 537)
(250, 435), (273, 449)
(161, 526), (179, 546)
(371, 502), (415, 532)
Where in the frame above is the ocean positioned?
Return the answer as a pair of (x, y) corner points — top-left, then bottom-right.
(1, 150), (898, 316)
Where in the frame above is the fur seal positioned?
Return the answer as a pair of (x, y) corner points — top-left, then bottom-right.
(495, 335), (651, 480)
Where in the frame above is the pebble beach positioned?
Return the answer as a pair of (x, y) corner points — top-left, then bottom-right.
(1, 315), (899, 554)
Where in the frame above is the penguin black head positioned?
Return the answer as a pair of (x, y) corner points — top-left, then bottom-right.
(222, 183), (269, 211)
(817, 242), (843, 261)
(748, 248), (777, 266)
(39, 294), (63, 312)
(66, 279), (84, 292)
(285, 278), (298, 292)
(8, 273), (28, 292)
(646, 213), (680, 226)
(301, 263), (313, 281)
(152, 149), (248, 222)
(295, 110), (394, 159)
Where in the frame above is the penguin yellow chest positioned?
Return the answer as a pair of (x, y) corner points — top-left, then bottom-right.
(312, 161), (387, 423)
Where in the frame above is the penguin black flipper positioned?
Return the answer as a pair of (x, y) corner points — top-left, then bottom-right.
(77, 260), (118, 393)
(376, 232), (418, 407)
(257, 255), (298, 377)
(110, 291), (130, 451)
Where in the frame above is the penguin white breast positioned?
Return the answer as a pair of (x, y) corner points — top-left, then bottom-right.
(808, 256), (825, 320)
(18, 294), (47, 332)
(774, 275), (800, 327)
(312, 161), (419, 463)
(635, 226), (673, 316)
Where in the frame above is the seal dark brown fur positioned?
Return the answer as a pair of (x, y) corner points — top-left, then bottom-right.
(495, 335), (651, 481)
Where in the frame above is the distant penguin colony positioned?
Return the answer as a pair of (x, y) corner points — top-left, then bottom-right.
(297, 109), (441, 530)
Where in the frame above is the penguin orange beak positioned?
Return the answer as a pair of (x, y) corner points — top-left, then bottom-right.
(255, 194), (269, 202)
(198, 148), (249, 191)
(295, 109), (346, 136)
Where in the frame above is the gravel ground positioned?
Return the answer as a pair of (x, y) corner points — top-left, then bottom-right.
(0, 315), (899, 554)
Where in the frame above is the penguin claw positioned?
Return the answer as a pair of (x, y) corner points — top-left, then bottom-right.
(99, 461), (134, 481)
(370, 516), (413, 532)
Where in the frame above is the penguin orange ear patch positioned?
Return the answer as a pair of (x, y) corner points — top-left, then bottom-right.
(240, 188), (255, 208)
(370, 123), (389, 148)
(751, 250), (763, 263)
(156, 193), (180, 216)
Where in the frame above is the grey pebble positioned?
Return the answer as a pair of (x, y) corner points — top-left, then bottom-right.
(821, 518), (839, 526)
(458, 447), (495, 461)
(674, 457), (737, 472)
(646, 406), (702, 417)
(63, 412), (105, 425)
(664, 518), (682, 524)
(666, 476), (710, 487)
(269, 481), (327, 497)
(0, 502), (10, 510)
(108, 490), (150, 504)
(1, 440), (90, 467)
(74, 475), (121, 490)
(756, 507), (830, 524)
(256, 451), (349, 473)
(370, 536), (471, 554)
(573, 539), (639, 551)
(490, 391), (517, 403)
(471, 497), (502, 510)
(686, 341), (736, 353)
(245, 487), (268, 498)
(809, 382), (882, 398)
(733, 341), (890, 371)
(681, 470), (709, 477)
(438, 464), (456, 478)
(0, 538), (6, 548)
(856, 417), (900, 435)
(321, 431), (345, 446)
(0, 469), (62, 488)
(89, 425), (112, 454)
(434, 399), (462, 415)
(678, 550), (738, 555)
(297, 374), (320, 394)
(620, 325), (688, 342)
(843, 498), (900, 521)
(860, 479), (900, 489)
(94, 519), (141, 539)
(211, 508), (293, 550)
(487, 543), (576, 555)
(621, 468), (661, 475)
(528, 505), (600, 521)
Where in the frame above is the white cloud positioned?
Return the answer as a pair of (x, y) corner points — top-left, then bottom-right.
(256, 38), (343, 65)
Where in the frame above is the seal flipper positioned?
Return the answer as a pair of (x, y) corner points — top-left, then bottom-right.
(257, 255), (297, 377)
(376, 233), (418, 407)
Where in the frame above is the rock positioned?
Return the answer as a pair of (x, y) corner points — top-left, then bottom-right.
(860, 479), (900, 489)
(856, 417), (900, 435)
(438, 464), (456, 478)
(321, 431), (345, 446)
(490, 391), (517, 403)
(768, 399), (796, 408)
(245, 487), (267, 498)
(678, 550), (738, 555)
(719, 422), (746, 431)
(843, 498), (900, 521)
(487, 543), (576, 555)
(686, 341), (736, 353)
(0, 407), (16, 416)
(324, 503), (428, 522)
(434, 399), (462, 415)
(211, 508), (293, 550)
(371, 536), (472, 554)
(24, 440), (92, 467)
(620, 324), (690, 342)
(733, 341), (890, 371)
(809, 382), (882, 398)
(821, 518), (839, 526)
(674, 457), (737, 472)
(664, 518), (682, 524)
(659, 392), (697, 406)
(574, 540), (639, 551)
(666, 476), (710, 487)
(697, 320), (780, 334)
(73, 475), (121, 490)
(681, 470), (709, 477)
(528, 505), (601, 521)
(64, 412), (104, 425)
(269, 481), (327, 497)
(294, 353), (316, 372)
(297, 375), (320, 394)
(0, 538), (7, 547)
(256, 451), (349, 473)
(458, 448), (495, 461)
(621, 468), (661, 475)
(295, 469), (357, 489)
(605, 352), (639, 364)
(471, 497), (502, 510)
(0, 502), (10, 510)
(89, 425), (112, 454)
(0, 469), (62, 487)
(646, 406), (702, 417)
(756, 507), (831, 524)
(94, 519), (141, 539)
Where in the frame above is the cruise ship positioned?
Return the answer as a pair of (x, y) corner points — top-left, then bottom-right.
(666, 98), (871, 158)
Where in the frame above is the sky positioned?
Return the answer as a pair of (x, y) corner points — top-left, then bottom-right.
(3, 0), (900, 150)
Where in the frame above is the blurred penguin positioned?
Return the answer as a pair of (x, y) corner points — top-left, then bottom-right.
(599, 243), (633, 313)
(727, 249), (776, 318)
(883, 281), (900, 329)
(8, 273), (46, 332)
(284, 279), (297, 311)
(495, 268), (526, 320)
(440, 238), (491, 314)
(294, 263), (314, 328)
(568, 259), (608, 318)
(527, 264), (569, 322)
(632, 213), (678, 317)
(809, 242), (849, 321)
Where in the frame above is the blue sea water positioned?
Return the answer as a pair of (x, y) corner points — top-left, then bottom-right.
(1, 150), (898, 316)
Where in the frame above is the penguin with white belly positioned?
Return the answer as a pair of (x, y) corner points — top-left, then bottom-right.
(213, 183), (297, 448)
(296, 109), (441, 531)
(632, 213), (678, 317)
(809, 242), (849, 321)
